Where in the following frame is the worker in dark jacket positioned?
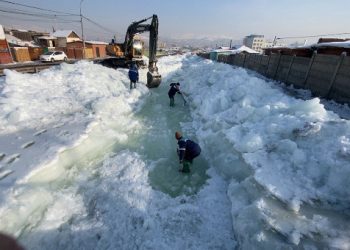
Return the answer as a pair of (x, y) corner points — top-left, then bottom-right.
(128, 63), (139, 89)
(175, 131), (201, 173)
(168, 82), (184, 106)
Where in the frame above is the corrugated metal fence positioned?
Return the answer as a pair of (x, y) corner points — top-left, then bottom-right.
(198, 52), (350, 105)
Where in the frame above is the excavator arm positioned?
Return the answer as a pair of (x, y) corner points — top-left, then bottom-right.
(124, 15), (162, 88)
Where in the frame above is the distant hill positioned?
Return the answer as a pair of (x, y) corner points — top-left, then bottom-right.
(138, 35), (242, 49)
(161, 37), (242, 49)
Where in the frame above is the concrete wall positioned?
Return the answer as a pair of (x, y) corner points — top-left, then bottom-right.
(199, 52), (350, 105)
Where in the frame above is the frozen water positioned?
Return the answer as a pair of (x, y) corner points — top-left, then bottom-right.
(0, 54), (350, 249)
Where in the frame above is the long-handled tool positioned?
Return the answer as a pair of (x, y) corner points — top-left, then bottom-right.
(180, 94), (187, 106)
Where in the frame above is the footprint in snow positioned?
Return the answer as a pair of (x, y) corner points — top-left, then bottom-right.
(53, 123), (65, 129)
(21, 141), (35, 149)
(6, 154), (20, 164)
(0, 153), (5, 162)
(0, 169), (14, 180)
(34, 129), (47, 136)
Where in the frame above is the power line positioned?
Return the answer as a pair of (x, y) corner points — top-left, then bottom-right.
(0, 0), (120, 39)
(0, 13), (80, 23)
(0, 8), (79, 19)
(82, 15), (119, 36)
(0, 0), (78, 16)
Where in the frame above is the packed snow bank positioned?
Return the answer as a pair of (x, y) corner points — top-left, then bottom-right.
(178, 55), (350, 247)
(0, 57), (236, 249)
(0, 61), (148, 196)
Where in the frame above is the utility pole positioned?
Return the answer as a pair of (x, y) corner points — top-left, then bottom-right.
(80, 0), (86, 59)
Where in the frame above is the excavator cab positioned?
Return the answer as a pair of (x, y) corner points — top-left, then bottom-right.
(132, 40), (143, 58)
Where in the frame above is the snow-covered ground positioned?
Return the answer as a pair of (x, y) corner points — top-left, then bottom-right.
(0, 55), (349, 249)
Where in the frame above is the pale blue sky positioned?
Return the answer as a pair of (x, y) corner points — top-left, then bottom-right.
(0, 0), (349, 42)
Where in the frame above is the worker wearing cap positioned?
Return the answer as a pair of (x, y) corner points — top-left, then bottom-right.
(175, 131), (201, 173)
(168, 82), (183, 106)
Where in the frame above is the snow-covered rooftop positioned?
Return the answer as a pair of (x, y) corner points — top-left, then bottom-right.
(313, 41), (350, 48)
(212, 45), (259, 54)
(86, 40), (108, 45)
(267, 41), (350, 50)
(5, 34), (37, 47)
(51, 30), (76, 38)
(37, 36), (56, 40)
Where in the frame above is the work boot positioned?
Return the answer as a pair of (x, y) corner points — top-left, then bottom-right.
(170, 98), (175, 107)
(181, 161), (191, 173)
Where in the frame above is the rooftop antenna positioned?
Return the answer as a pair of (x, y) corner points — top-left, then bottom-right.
(273, 36), (277, 47)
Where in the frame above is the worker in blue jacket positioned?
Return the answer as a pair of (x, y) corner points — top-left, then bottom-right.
(168, 82), (184, 106)
(175, 131), (201, 173)
(128, 63), (139, 89)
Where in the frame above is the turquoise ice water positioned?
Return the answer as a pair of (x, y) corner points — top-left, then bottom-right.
(124, 77), (209, 197)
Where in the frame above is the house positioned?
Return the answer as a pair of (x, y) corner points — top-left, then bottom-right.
(6, 28), (49, 42)
(243, 34), (265, 53)
(36, 36), (57, 48)
(209, 46), (258, 61)
(263, 46), (313, 57)
(312, 40), (350, 55)
(5, 33), (37, 47)
(263, 38), (350, 57)
(51, 30), (81, 48)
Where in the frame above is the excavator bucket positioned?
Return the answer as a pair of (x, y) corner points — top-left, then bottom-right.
(147, 71), (162, 88)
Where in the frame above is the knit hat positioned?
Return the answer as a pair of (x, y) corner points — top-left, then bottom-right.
(175, 131), (182, 140)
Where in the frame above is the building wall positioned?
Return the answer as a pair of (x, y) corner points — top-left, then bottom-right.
(67, 37), (81, 43)
(11, 47), (31, 62)
(90, 44), (107, 58)
(0, 26), (12, 64)
(56, 37), (67, 48)
(243, 35), (265, 53)
(0, 39), (13, 64)
(67, 41), (106, 58)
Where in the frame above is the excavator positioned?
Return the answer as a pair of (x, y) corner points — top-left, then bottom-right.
(101, 14), (161, 88)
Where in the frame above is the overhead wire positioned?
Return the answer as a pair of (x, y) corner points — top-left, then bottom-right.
(0, 0), (118, 40)
(82, 15), (120, 36)
(0, 9), (80, 21)
(0, 13), (80, 23)
(0, 0), (79, 16)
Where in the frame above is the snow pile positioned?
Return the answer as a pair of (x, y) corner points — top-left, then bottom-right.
(0, 60), (148, 202)
(0, 54), (350, 249)
(0, 57), (236, 249)
(179, 56), (350, 247)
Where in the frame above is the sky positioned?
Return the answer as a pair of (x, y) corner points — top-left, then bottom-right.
(0, 0), (350, 44)
(1, 54), (350, 248)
